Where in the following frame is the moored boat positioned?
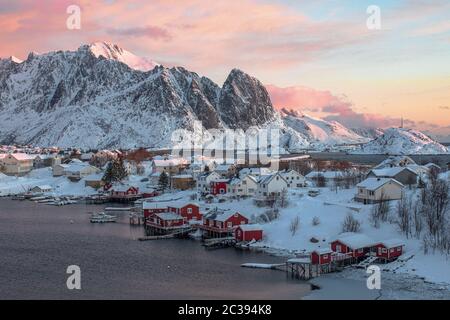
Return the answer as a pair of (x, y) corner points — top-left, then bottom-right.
(90, 212), (117, 223)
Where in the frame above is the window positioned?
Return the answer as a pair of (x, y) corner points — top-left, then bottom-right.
(323, 254), (328, 259)
(397, 247), (401, 252)
(390, 248), (394, 253)
(382, 248), (387, 253)
(227, 222), (232, 228)
(187, 208), (192, 214)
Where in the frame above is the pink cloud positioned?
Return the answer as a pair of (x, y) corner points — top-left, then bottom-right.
(266, 84), (404, 129)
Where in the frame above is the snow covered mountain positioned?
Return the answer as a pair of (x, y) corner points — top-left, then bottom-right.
(86, 42), (159, 71)
(355, 128), (449, 155)
(278, 108), (370, 151)
(0, 43), (276, 149)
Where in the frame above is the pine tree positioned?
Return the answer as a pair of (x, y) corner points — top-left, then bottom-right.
(102, 157), (128, 184)
(158, 171), (169, 192)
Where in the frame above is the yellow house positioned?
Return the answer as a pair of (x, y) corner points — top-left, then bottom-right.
(0, 153), (34, 176)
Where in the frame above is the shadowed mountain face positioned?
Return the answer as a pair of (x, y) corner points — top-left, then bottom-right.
(0, 43), (276, 149)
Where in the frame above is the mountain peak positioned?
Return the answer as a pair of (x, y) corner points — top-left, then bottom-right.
(80, 41), (159, 72)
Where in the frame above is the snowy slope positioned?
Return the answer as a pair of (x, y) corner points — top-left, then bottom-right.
(279, 108), (370, 151)
(355, 128), (448, 155)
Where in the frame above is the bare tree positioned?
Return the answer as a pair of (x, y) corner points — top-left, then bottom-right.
(370, 192), (390, 228)
(342, 213), (361, 233)
(396, 195), (412, 238)
(290, 216), (300, 236)
(316, 174), (326, 188)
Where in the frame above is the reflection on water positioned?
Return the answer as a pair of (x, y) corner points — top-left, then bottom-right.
(0, 199), (309, 299)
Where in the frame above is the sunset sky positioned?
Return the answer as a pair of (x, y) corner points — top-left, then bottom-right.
(1, 0), (449, 140)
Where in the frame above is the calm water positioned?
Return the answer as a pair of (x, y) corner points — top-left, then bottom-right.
(0, 199), (309, 299)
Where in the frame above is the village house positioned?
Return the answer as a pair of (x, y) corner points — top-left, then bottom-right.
(234, 224), (263, 242)
(280, 169), (306, 188)
(170, 174), (195, 190)
(53, 160), (100, 180)
(167, 201), (202, 223)
(0, 153), (34, 176)
(214, 163), (237, 178)
(146, 212), (186, 230)
(33, 154), (61, 168)
(372, 239), (405, 262)
(30, 185), (53, 194)
(331, 233), (375, 259)
(142, 202), (168, 218)
(210, 179), (230, 195)
(256, 173), (288, 198)
(80, 152), (94, 162)
(150, 157), (187, 175)
(196, 171), (221, 193)
(355, 178), (404, 204)
(310, 248), (334, 265)
(227, 174), (258, 197)
(367, 167), (418, 185)
(201, 209), (249, 238)
(373, 155), (416, 169)
(424, 163), (441, 173)
(84, 173), (105, 189)
(109, 185), (139, 201)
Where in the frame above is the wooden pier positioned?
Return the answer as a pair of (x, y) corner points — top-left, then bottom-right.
(202, 237), (236, 250)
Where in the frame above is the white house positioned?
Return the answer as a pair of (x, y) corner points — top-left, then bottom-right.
(196, 171), (221, 193)
(214, 163), (237, 177)
(53, 160), (100, 180)
(256, 173), (288, 198)
(280, 169), (306, 188)
(151, 158), (187, 174)
(355, 178), (404, 204)
(228, 174), (258, 197)
(0, 153), (34, 176)
(374, 156), (416, 169)
(30, 185), (53, 193)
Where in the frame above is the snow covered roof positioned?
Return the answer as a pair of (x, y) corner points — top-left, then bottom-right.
(5, 153), (35, 161)
(65, 162), (97, 172)
(312, 248), (333, 255)
(204, 208), (247, 222)
(239, 167), (273, 176)
(357, 178), (404, 191)
(257, 173), (287, 185)
(214, 164), (235, 171)
(333, 232), (375, 249)
(171, 174), (193, 179)
(111, 184), (137, 192)
(237, 224), (262, 231)
(369, 167), (417, 178)
(167, 201), (198, 208)
(378, 239), (405, 248)
(143, 202), (167, 210)
(424, 163), (441, 169)
(374, 155), (416, 169)
(155, 212), (183, 220)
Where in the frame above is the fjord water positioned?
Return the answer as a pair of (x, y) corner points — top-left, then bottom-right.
(0, 199), (309, 299)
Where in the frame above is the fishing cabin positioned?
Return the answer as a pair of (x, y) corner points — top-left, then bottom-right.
(372, 239), (405, 262)
(167, 201), (202, 223)
(201, 209), (249, 238)
(331, 233), (375, 261)
(234, 224), (263, 242)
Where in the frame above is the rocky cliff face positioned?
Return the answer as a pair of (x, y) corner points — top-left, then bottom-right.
(0, 42), (276, 149)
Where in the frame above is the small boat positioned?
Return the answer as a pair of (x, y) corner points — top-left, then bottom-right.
(90, 212), (117, 223)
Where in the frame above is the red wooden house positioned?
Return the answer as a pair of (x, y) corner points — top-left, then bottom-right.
(111, 185), (139, 197)
(167, 201), (202, 222)
(331, 233), (375, 259)
(202, 209), (249, 237)
(310, 248), (333, 265)
(146, 212), (185, 229)
(235, 225), (263, 242)
(142, 202), (168, 218)
(210, 179), (229, 195)
(372, 239), (405, 262)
